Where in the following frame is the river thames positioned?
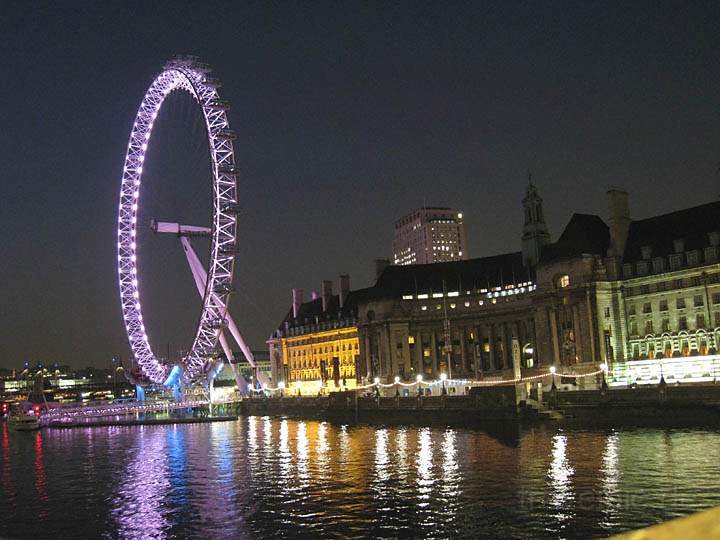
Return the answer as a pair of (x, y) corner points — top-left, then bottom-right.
(2, 417), (720, 539)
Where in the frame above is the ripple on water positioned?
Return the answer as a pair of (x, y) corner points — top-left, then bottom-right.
(3, 421), (720, 538)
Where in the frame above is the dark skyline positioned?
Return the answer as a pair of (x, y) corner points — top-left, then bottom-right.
(1, 1), (719, 368)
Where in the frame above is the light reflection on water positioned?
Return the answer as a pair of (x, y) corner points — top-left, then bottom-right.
(3, 419), (720, 539)
(548, 433), (574, 522)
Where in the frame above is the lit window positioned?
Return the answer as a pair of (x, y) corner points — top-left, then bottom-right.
(559, 275), (570, 288)
(408, 336), (415, 344)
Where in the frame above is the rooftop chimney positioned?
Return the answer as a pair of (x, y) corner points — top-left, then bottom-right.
(607, 189), (631, 258)
(339, 274), (350, 308)
(321, 280), (333, 312)
(374, 258), (390, 281)
(292, 288), (303, 319)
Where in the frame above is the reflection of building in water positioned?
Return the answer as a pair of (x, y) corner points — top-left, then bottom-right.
(373, 428), (390, 484)
(440, 430), (460, 517)
(548, 434), (574, 517)
(600, 433), (621, 526)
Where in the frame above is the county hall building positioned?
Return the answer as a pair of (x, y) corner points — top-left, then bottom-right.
(268, 183), (720, 393)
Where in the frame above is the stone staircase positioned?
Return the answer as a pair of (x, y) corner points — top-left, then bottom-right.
(524, 397), (565, 421)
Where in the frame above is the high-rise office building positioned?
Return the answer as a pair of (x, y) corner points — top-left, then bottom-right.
(392, 207), (467, 265)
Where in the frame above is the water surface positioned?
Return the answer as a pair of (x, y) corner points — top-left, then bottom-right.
(2, 417), (719, 538)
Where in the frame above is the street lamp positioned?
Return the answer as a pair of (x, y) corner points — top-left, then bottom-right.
(658, 359), (665, 386)
(599, 362), (609, 393)
(549, 365), (557, 390)
(278, 381), (285, 397)
(373, 376), (380, 397)
(440, 372), (448, 395)
(416, 374), (423, 396)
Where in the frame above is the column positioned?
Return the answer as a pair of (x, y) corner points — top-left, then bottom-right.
(499, 322), (508, 370)
(430, 330), (439, 377)
(549, 308), (561, 366)
(572, 304), (583, 364)
(487, 323), (496, 371)
(413, 331), (422, 377)
(363, 333), (372, 379)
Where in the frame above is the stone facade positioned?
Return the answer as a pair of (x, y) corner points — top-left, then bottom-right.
(267, 278), (361, 394)
(356, 276), (537, 383)
(268, 184), (720, 391)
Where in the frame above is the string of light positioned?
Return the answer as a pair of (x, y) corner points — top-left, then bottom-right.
(253, 365), (608, 393)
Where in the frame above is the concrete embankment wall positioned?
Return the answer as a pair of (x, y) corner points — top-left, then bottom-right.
(237, 384), (720, 427)
(238, 387), (523, 425)
(555, 384), (720, 425)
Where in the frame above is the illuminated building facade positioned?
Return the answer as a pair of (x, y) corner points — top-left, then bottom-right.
(268, 276), (361, 394)
(597, 197), (720, 384)
(392, 207), (467, 265)
(355, 255), (537, 383)
(533, 190), (720, 386)
(269, 183), (719, 391)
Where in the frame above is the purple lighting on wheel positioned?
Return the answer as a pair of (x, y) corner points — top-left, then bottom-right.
(117, 57), (239, 384)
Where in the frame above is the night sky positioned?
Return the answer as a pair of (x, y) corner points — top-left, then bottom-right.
(1, 1), (719, 369)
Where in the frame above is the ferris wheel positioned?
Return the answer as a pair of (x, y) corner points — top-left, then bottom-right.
(117, 57), (265, 389)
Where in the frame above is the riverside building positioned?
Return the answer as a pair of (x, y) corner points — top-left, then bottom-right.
(267, 276), (362, 395)
(268, 182), (720, 392)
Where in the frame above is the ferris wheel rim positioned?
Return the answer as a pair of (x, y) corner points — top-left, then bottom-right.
(117, 58), (238, 384)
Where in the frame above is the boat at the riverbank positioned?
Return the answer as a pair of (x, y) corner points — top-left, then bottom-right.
(7, 404), (40, 431)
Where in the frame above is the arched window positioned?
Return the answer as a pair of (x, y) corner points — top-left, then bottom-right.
(558, 275), (570, 288)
